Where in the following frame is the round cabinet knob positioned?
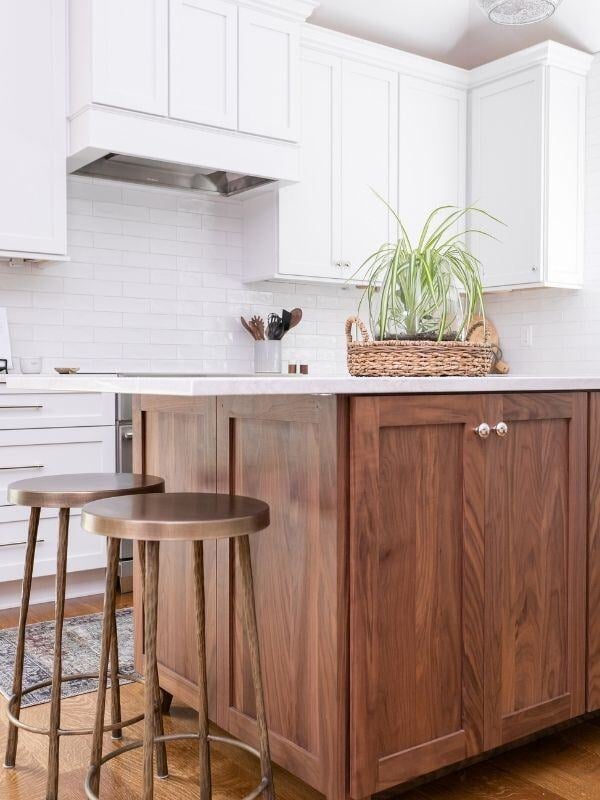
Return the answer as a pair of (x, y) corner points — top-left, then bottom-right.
(344, 261), (351, 268)
(474, 423), (491, 439)
(493, 421), (509, 438)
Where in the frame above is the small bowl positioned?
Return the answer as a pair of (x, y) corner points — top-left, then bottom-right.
(20, 357), (43, 374)
(54, 367), (80, 375)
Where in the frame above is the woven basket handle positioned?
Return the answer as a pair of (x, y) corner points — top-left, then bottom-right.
(345, 316), (371, 344)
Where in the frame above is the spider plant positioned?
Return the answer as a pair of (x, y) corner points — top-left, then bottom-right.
(356, 201), (501, 342)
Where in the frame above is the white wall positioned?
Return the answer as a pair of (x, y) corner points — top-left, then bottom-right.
(0, 176), (362, 376)
(484, 54), (600, 376)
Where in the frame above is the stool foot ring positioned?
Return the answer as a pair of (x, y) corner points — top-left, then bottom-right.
(6, 673), (145, 737)
(84, 732), (272, 800)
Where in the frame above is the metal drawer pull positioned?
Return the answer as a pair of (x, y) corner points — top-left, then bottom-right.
(122, 431), (133, 440)
(0, 465), (44, 471)
(0, 539), (45, 548)
(0, 405), (44, 410)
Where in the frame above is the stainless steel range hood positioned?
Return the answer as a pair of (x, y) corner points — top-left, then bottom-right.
(74, 153), (276, 197)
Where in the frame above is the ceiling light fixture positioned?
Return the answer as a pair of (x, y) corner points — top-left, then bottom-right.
(477, 0), (563, 25)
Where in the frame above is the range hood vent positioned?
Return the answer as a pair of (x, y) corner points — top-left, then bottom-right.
(74, 153), (276, 197)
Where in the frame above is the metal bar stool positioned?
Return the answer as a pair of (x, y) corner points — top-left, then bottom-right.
(4, 473), (165, 800)
(81, 492), (274, 800)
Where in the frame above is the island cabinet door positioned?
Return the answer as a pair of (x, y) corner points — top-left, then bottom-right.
(483, 392), (587, 749)
(133, 396), (218, 717)
(215, 396), (348, 800)
(349, 394), (487, 798)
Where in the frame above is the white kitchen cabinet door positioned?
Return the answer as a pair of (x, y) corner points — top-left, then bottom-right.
(238, 8), (300, 141)
(469, 67), (545, 289)
(170, 0), (238, 129)
(341, 60), (398, 281)
(0, 0), (66, 258)
(91, 0), (168, 115)
(398, 76), (466, 243)
(279, 50), (342, 278)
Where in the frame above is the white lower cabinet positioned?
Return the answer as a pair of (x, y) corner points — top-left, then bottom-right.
(0, 395), (116, 602)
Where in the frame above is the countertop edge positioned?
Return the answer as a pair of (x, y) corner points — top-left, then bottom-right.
(5, 374), (600, 396)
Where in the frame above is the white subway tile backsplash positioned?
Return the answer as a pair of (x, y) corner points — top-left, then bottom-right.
(4, 176), (367, 375)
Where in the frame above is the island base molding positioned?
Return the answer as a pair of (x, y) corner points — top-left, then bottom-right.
(132, 391), (600, 800)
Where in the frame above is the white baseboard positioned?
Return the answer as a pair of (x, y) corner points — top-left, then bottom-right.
(0, 568), (107, 612)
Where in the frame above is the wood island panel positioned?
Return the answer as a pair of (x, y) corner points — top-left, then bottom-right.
(216, 395), (348, 800)
(133, 395), (218, 715)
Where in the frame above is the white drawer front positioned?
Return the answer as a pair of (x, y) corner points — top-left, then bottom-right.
(0, 425), (115, 582)
(0, 392), (115, 429)
(0, 427), (116, 506)
(0, 507), (107, 583)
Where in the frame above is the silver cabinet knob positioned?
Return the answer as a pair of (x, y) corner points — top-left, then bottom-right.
(344, 261), (351, 268)
(474, 423), (491, 439)
(335, 260), (343, 267)
(493, 421), (508, 437)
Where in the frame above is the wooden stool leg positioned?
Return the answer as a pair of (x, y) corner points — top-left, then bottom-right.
(193, 541), (212, 800)
(109, 606), (122, 740)
(237, 535), (275, 800)
(88, 537), (120, 798)
(4, 507), (40, 769)
(46, 508), (70, 800)
(143, 541), (161, 800)
(138, 541), (168, 779)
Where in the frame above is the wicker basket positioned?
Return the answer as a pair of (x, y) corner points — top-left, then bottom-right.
(346, 317), (494, 377)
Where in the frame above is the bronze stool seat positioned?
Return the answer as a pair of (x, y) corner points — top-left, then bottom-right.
(81, 492), (273, 800)
(4, 472), (165, 800)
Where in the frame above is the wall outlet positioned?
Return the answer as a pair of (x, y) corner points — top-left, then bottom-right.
(520, 325), (534, 347)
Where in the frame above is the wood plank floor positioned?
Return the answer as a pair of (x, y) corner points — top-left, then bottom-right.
(2, 595), (600, 799)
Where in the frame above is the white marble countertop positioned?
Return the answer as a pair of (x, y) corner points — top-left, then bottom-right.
(5, 373), (600, 396)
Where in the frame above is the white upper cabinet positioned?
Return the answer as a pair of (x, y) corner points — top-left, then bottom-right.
(340, 60), (398, 281)
(71, 0), (169, 116)
(469, 44), (591, 291)
(0, 0), (66, 260)
(169, 0), (238, 129)
(278, 50), (341, 278)
(398, 76), (466, 242)
(238, 8), (300, 141)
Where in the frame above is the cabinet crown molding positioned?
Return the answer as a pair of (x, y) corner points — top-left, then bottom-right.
(469, 40), (594, 88)
(237, 0), (319, 22)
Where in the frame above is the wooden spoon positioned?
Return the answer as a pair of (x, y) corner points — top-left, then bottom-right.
(289, 308), (303, 329)
(241, 316), (258, 340)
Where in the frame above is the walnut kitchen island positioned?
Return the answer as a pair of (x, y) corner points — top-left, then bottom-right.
(9, 373), (600, 800)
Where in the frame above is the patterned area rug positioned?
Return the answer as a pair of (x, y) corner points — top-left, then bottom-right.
(0, 608), (139, 708)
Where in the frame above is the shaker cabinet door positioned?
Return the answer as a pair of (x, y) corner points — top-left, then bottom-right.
(0, 0), (66, 257)
(469, 67), (544, 288)
(169, 0), (238, 129)
(349, 395), (486, 797)
(341, 60), (398, 282)
(279, 48), (342, 278)
(398, 76), (466, 242)
(91, 0), (168, 115)
(483, 392), (587, 748)
(238, 8), (300, 141)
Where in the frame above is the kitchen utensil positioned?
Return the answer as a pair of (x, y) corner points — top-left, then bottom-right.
(54, 367), (80, 375)
(241, 316), (259, 340)
(251, 315), (266, 340)
(267, 313), (284, 340)
(467, 315), (509, 374)
(282, 309), (292, 336)
(289, 308), (303, 329)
